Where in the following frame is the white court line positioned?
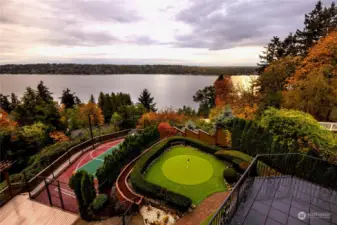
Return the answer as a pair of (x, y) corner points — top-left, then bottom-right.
(75, 141), (123, 172)
(54, 187), (76, 198)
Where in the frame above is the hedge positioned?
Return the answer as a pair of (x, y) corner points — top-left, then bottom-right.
(90, 194), (108, 214)
(130, 136), (222, 211)
(96, 126), (160, 192)
(218, 109), (337, 165)
(223, 168), (238, 183)
(214, 150), (274, 176)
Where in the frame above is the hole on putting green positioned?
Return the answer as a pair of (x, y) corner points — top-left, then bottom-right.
(161, 155), (213, 185)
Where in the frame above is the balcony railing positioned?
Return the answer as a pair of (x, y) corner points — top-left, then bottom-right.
(207, 153), (337, 225)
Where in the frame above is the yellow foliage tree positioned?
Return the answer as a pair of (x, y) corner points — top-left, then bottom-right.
(283, 31), (337, 121)
(137, 108), (187, 128)
(78, 103), (104, 127)
(49, 131), (70, 142)
(0, 108), (17, 133)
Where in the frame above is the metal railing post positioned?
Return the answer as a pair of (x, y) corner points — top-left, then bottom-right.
(57, 181), (65, 210)
(122, 214), (126, 225)
(23, 172), (32, 199)
(44, 178), (53, 206)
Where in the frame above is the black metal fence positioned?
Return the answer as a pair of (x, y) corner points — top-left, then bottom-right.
(118, 203), (139, 225)
(207, 153), (337, 225)
(0, 129), (135, 210)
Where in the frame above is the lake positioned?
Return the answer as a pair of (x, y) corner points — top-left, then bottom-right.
(0, 75), (256, 109)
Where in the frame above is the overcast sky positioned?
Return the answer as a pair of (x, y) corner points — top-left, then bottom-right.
(0, 0), (335, 66)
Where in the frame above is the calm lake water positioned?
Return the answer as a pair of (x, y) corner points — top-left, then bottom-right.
(0, 75), (256, 109)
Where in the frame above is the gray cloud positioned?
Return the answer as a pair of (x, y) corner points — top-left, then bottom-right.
(175, 0), (335, 50)
(53, 0), (141, 23)
(43, 30), (121, 47)
(0, 0), (141, 47)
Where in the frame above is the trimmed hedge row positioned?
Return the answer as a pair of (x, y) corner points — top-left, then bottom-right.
(130, 136), (222, 211)
(96, 126), (160, 192)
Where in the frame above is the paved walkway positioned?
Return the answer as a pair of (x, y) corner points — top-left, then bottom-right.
(176, 191), (230, 225)
(0, 193), (79, 225)
(74, 214), (144, 225)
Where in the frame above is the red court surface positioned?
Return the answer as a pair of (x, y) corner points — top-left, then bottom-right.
(34, 138), (124, 213)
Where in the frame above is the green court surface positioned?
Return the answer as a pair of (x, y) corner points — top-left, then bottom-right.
(77, 142), (122, 176)
(144, 146), (228, 205)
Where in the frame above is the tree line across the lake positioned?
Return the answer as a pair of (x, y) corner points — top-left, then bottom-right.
(0, 64), (257, 75)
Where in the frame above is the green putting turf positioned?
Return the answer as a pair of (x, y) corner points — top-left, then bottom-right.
(77, 142), (122, 176)
(162, 155), (213, 185)
(144, 146), (228, 205)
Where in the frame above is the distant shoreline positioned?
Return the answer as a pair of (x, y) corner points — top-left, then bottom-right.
(0, 64), (257, 75)
(0, 73), (257, 76)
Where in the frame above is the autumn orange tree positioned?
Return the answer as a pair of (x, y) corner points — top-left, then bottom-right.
(158, 122), (176, 139)
(213, 74), (259, 120)
(78, 102), (104, 127)
(283, 31), (337, 121)
(49, 131), (69, 142)
(257, 56), (301, 111)
(214, 74), (235, 106)
(137, 108), (187, 128)
(0, 108), (17, 133)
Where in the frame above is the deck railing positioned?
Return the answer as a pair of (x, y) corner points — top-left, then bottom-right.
(319, 122), (337, 132)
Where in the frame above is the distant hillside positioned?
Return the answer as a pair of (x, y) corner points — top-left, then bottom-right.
(0, 64), (257, 75)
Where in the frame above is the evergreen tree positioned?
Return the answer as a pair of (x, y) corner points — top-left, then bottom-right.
(75, 96), (82, 105)
(60, 88), (76, 109)
(9, 93), (20, 111)
(258, 1), (337, 73)
(296, 1), (337, 55)
(138, 89), (157, 112)
(0, 94), (11, 112)
(193, 86), (216, 110)
(282, 33), (298, 56)
(98, 92), (105, 110)
(89, 94), (95, 104)
(103, 94), (113, 123)
(15, 87), (37, 125)
(258, 36), (284, 73)
(36, 81), (53, 102)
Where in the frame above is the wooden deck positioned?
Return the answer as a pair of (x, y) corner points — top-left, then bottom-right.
(0, 193), (79, 225)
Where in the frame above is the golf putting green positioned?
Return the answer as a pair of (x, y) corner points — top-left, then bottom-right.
(144, 146), (228, 204)
(162, 155), (213, 185)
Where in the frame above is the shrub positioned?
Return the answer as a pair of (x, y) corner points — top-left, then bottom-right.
(215, 150), (254, 173)
(223, 168), (238, 183)
(96, 126), (160, 191)
(215, 150), (254, 163)
(258, 108), (337, 159)
(90, 194), (108, 214)
(158, 122), (176, 139)
(69, 170), (96, 220)
(130, 136), (221, 211)
(81, 173), (96, 207)
(230, 118), (247, 149)
(239, 162), (250, 171)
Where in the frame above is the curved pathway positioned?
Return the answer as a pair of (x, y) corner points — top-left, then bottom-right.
(176, 191), (230, 225)
(116, 140), (165, 205)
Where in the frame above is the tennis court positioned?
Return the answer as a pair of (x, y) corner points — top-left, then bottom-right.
(75, 140), (123, 175)
(33, 138), (124, 213)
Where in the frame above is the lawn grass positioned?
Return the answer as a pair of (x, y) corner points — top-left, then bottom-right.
(144, 146), (228, 205)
